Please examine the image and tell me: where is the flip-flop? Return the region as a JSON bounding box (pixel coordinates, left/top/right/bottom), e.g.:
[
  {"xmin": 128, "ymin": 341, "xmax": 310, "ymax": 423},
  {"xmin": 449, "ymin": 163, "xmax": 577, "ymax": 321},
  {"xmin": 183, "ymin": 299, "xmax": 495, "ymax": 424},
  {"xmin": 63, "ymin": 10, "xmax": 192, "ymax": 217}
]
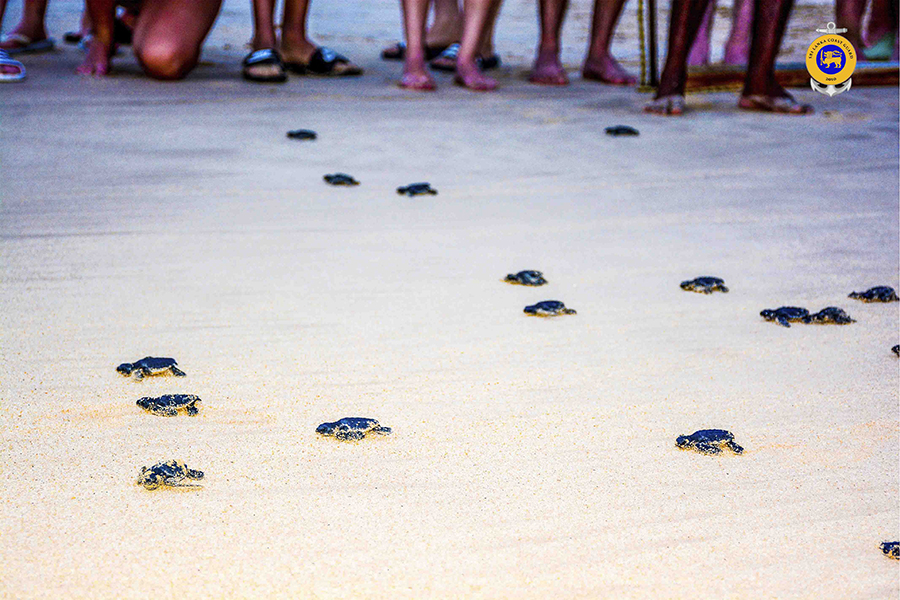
[
  {"xmin": 863, "ymin": 32, "xmax": 896, "ymax": 61},
  {"xmin": 431, "ymin": 44, "xmax": 500, "ymax": 72},
  {"xmin": 430, "ymin": 43, "xmax": 459, "ymax": 72},
  {"xmin": 0, "ymin": 33, "xmax": 55, "ymax": 55},
  {"xmin": 242, "ymin": 49, "xmax": 287, "ymax": 83},
  {"xmin": 644, "ymin": 95, "xmax": 685, "ymax": 115},
  {"xmin": 0, "ymin": 49, "xmax": 25, "ymax": 82},
  {"xmin": 738, "ymin": 94, "xmax": 813, "ymax": 115},
  {"xmin": 476, "ymin": 54, "xmax": 501, "ymax": 70},
  {"xmin": 284, "ymin": 47, "xmax": 363, "ymax": 76},
  {"xmin": 381, "ymin": 41, "xmax": 451, "ymax": 61}
]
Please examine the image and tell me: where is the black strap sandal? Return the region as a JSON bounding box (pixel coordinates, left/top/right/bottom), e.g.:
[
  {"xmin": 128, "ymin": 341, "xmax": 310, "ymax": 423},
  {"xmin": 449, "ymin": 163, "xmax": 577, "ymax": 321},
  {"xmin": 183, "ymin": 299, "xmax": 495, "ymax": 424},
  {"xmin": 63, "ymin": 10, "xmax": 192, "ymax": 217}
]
[
  {"xmin": 285, "ymin": 47, "xmax": 363, "ymax": 76},
  {"xmin": 242, "ymin": 49, "xmax": 287, "ymax": 83}
]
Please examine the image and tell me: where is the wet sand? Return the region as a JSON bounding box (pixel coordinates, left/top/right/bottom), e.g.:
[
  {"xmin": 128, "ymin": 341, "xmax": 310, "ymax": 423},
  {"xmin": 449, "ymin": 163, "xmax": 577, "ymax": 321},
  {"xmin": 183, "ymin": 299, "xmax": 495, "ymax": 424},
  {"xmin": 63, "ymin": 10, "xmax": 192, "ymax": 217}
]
[{"xmin": 1, "ymin": 0, "xmax": 899, "ymax": 598}]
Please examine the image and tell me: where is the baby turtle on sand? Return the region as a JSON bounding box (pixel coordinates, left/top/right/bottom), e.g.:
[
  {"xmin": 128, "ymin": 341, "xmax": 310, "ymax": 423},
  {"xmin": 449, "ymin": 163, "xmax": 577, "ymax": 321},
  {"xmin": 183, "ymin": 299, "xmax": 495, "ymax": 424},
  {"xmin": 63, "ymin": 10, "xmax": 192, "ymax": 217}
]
[
  {"xmin": 676, "ymin": 430, "xmax": 744, "ymax": 455},
  {"xmin": 137, "ymin": 460, "xmax": 204, "ymax": 490},
  {"xmin": 803, "ymin": 307, "xmax": 856, "ymax": 325},
  {"xmin": 760, "ymin": 307, "xmax": 809, "ymax": 328},
  {"xmin": 316, "ymin": 417, "xmax": 392, "ymax": 441},
  {"xmin": 680, "ymin": 276, "xmax": 729, "ymax": 294},
  {"xmin": 893, "ymin": 345, "xmax": 899, "ymax": 356},
  {"xmin": 848, "ymin": 286, "xmax": 899, "ymax": 302},
  {"xmin": 324, "ymin": 173, "xmax": 359, "ymax": 186},
  {"xmin": 397, "ymin": 183, "xmax": 437, "ymax": 196},
  {"xmin": 117, "ymin": 357, "xmax": 186, "ymax": 379},
  {"xmin": 605, "ymin": 125, "xmax": 639, "ymax": 136},
  {"xmin": 524, "ymin": 300, "xmax": 576, "ymax": 316},
  {"xmin": 286, "ymin": 129, "xmax": 317, "ymax": 140},
  {"xmin": 137, "ymin": 394, "xmax": 201, "ymax": 417},
  {"xmin": 881, "ymin": 541, "xmax": 900, "ymax": 559},
  {"xmin": 504, "ymin": 270, "xmax": 548, "ymax": 286}
]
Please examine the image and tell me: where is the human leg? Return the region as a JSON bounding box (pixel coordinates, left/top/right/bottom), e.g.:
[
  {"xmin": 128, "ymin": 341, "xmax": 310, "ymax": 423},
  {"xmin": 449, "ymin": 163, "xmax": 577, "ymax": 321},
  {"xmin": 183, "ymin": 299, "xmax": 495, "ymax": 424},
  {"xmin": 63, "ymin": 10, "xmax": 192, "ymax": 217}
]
[
  {"xmin": 686, "ymin": 0, "xmax": 714, "ymax": 66},
  {"xmin": 722, "ymin": 0, "xmax": 752, "ymax": 64},
  {"xmin": 242, "ymin": 0, "xmax": 285, "ymax": 81},
  {"xmin": 644, "ymin": 0, "xmax": 712, "ymax": 114},
  {"xmin": 738, "ymin": 0, "xmax": 811, "ymax": 113},
  {"xmin": 455, "ymin": 0, "xmax": 501, "ymax": 90},
  {"xmin": 834, "ymin": 0, "xmax": 865, "ymax": 51},
  {"xmin": 0, "ymin": 0, "xmax": 52, "ymax": 53},
  {"xmin": 582, "ymin": 0, "xmax": 637, "ymax": 84},
  {"xmin": 132, "ymin": 0, "xmax": 222, "ymax": 80},
  {"xmin": 400, "ymin": 0, "xmax": 436, "ymax": 89},
  {"xmin": 530, "ymin": 0, "xmax": 568, "ymax": 84}
]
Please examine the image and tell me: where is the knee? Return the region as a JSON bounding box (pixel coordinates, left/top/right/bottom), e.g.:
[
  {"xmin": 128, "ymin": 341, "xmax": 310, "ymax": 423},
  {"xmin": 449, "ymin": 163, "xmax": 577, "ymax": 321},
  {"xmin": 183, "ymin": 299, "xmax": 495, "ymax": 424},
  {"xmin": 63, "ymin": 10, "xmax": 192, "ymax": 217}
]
[{"xmin": 136, "ymin": 39, "xmax": 198, "ymax": 80}]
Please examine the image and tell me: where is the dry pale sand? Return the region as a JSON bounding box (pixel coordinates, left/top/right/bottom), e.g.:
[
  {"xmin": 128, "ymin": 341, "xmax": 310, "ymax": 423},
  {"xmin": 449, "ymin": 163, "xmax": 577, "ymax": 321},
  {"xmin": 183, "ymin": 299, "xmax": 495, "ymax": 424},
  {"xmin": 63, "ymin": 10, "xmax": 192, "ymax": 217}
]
[{"xmin": 1, "ymin": 0, "xmax": 899, "ymax": 598}]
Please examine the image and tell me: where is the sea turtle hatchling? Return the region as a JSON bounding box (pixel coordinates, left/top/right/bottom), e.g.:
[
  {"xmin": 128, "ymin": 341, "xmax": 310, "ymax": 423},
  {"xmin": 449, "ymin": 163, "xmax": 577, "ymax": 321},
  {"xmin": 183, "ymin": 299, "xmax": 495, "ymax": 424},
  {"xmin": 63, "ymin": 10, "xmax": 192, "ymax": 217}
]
[
  {"xmin": 137, "ymin": 460, "xmax": 204, "ymax": 490},
  {"xmin": 137, "ymin": 394, "xmax": 201, "ymax": 416},
  {"xmin": 881, "ymin": 541, "xmax": 900, "ymax": 559},
  {"xmin": 676, "ymin": 429, "xmax": 744, "ymax": 455},
  {"xmin": 760, "ymin": 306, "xmax": 809, "ymax": 328},
  {"xmin": 316, "ymin": 417, "xmax": 392, "ymax": 441},
  {"xmin": 397, "ymin": 183, "xmax": 437, "ymax": 196},
  {"xmin": 117, "ymin": 357, "xmax": 186, "ymax": 380},
  {"xmin": 504, "ymin": 270, "xmax": 548, "ymax": 286},
  {"xmin": 680, "ymin": 276, "xmax": 729, "ymax": 294},
  {"xmin": 803, "ymin": 307, "xmax": 856, "ymax": 325},
  {"xmin": 524, "ymin": 300, "xmax": 577, "ymax": 316},
  {"xmin": 848, "ymin": 286, "xmax": 899, "ymax": 302},
  {"xmin": 286, "ymin": 129, "xmax": 317, "ymax": 140},
  {"xmin": 323, "ymin": 173, "xmax": 359, "ymax": 186},
  {"xmin": 604, "ymin": 125, "xmax": 640, "ymax": 136},
  {"xmin": 893, "ymin": 345, "xmax": 899, "ymax": 356}
]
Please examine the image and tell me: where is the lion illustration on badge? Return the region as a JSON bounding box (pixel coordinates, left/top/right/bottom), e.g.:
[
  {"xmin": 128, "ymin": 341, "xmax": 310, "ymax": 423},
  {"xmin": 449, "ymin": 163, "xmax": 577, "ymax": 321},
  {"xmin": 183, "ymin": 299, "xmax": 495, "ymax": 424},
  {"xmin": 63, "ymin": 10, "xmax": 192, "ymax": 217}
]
[{"xmin": 807, "ymin": 23, "xmax": 856, "ymax": 97}]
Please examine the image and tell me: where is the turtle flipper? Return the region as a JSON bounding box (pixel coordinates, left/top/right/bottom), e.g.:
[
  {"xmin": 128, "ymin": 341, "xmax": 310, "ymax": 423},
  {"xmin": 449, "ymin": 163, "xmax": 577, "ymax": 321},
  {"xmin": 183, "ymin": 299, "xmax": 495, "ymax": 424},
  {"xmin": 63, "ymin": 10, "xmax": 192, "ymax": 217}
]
[
  {"xmin": 726, "ymin": 441, "xmax": 744, "ymax": 454},
  {"xmin": 132, "ymin": 369, "xmax": 145, "ymax": 380},
  {"xmin": 776, "ymin": 316, "xmax": 791, "ymax": 328},
  {"xmin": 373, "ymin": 426, "xmax": 392, "ymax": 435},
  {"xmin": 186, "ymin": 405, "xmax": 200, "ymax": 416},
  {"xmin": 152, "ymin": 406, "xmax": 178, "ymax": 417},
  {"xmin": 695, "ymin": 442, "xmax": 722, "ymax": 455},
  {"xmin": 718, "ymin": 285, "xmax": 729, "ymax": 293},
  {"xmin": 170, "ymin": 366, "xmax": 187, "ymax": 377}
]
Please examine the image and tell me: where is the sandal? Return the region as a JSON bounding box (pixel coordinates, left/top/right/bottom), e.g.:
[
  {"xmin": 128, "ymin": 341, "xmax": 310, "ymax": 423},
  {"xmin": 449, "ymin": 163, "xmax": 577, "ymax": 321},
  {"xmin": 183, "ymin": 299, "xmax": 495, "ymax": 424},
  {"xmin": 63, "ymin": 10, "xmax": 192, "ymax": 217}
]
[
  {"xmin": 381, "ymin": 41, "xmax": 451, "ymax": 61},
  {"xmin": 429, "ymin": 43, "xmax": 459, "ymax": 72},
  {"xmin": 0, "ymin": 49, "xmax": 26, "ymax": 82},
  {"xmin": 0, "ymin": 33, "xmax": 54, "ymax": 55},
  {"xmin": 284, "ymin": 47, "xmax": 363, "ymax": 76},
  {"xmin": 242, "ymin": 49, "xmax": 287, "ymax": 83},
  {"xmin": 738, "ymin": 94, "xmax": 813, "ymax": 114},
  {"xmin": 430, "ymin": 44, "xmax": 501, "ymax": 72}
]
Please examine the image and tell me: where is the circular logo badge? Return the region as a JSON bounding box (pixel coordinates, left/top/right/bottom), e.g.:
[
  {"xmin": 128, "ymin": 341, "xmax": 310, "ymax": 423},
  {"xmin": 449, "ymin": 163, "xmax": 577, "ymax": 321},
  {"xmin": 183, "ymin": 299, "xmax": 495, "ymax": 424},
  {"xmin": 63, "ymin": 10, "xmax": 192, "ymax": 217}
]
[{"xmin": 807, "ymin": 34, "xmax": 856, "ymax": 84}]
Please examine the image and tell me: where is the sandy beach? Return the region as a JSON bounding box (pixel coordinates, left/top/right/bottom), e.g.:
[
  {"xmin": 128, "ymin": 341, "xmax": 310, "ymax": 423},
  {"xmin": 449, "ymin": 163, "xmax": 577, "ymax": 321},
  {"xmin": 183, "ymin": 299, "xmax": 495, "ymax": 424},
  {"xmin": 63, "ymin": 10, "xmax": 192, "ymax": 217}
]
[{"xmin": 1, "ymin": 0, "xmax": 899, "ymax": 597}]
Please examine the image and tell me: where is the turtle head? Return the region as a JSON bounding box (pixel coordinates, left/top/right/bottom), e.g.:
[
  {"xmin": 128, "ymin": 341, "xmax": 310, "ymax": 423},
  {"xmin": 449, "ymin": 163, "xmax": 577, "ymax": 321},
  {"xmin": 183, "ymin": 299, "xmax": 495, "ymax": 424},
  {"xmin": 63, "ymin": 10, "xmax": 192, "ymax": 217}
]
[
  {"xmin": 117, "ymin": 363, "xmax": 134, "ymax": 375},
  {"xmin": 760, "ymin": 309, "xmax": 775, "ymax": 320},
  {"xmin": 675, "ymin": 435, "xmax": 691, "ymax": 449},
  {"xmin": 137, "ymin": 467, "xmax": 162, "ymax": 490},
  {"xmin": 316, "ymin": 421, "xmax": 337, "ymax": 436},
  {"xmin": 136, "ymin": 397, "xmax": 151, "ymax": 410}
]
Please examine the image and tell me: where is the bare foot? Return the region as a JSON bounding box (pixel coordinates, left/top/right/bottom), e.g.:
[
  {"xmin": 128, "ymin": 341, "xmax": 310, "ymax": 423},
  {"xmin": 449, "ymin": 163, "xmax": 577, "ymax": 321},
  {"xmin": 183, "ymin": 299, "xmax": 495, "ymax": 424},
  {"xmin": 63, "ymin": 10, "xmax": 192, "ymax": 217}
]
[
  {"xmin": 76, "ymin": 39, "xmax": 112, "ymax": 76},
  {"xmin": 644, "ymin": 94, "xmax": 685, "ymax": 115},
  {"xmin": 529, "ymin": 49, "xmax": 568, "ymax": 85},
  {"xmin": 738, "ymin": 93, "xmax": 813, "ymax": 114},
  {"xmin": 581, "ymin": 55, "xmax": 636, "ymax": 85},
  {"xmin": 399, "ymin": 68, "xmax": 436, "ymax": 91},
  {"xmin": 454, "ymin": 60, "xmax": 496, "ymax": 91}
]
